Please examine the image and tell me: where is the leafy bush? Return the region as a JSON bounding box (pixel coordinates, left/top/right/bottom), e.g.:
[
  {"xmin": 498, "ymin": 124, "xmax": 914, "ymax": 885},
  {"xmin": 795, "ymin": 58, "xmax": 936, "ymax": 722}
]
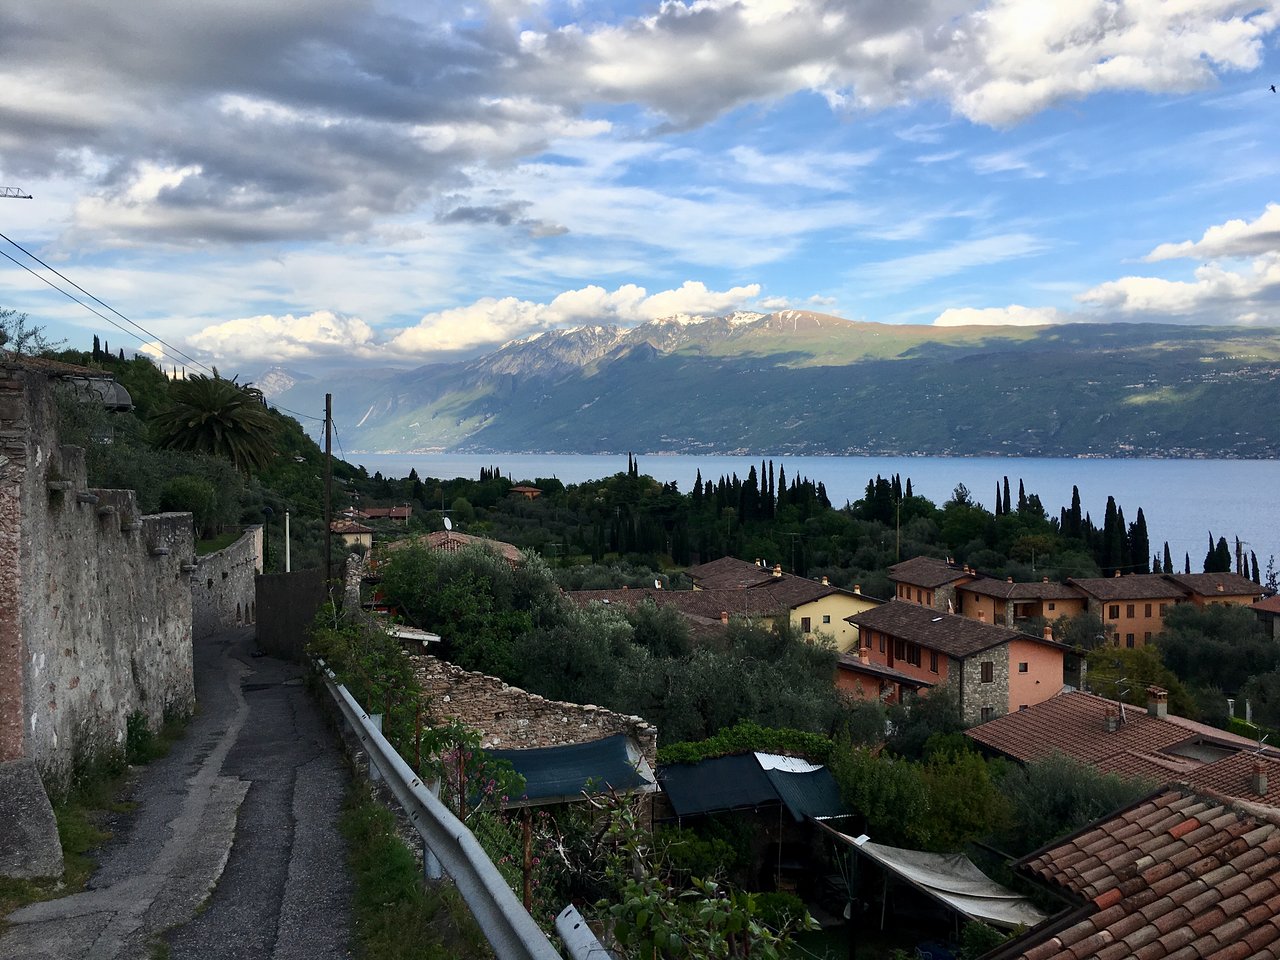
[{"xmin": 657, "ymin": 721, "xmax": 833, "ymax": 766}]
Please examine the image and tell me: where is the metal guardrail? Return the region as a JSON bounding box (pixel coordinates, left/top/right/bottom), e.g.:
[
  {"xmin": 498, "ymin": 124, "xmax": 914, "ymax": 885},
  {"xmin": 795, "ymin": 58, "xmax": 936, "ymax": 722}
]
[{"xmin": 318, "ymin": 663, "xmax": 564, "ymax": 960}]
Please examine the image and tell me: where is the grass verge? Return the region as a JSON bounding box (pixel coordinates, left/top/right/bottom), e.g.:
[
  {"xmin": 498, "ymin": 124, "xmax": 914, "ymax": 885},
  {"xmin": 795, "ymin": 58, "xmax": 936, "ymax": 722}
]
[
  {"xmin": 0, "ymin": 709, "xmax": 191, "ymax": 921},
  {"xmin": 339, "ymin": 785, "xmax": 491, "ymax": 960}
]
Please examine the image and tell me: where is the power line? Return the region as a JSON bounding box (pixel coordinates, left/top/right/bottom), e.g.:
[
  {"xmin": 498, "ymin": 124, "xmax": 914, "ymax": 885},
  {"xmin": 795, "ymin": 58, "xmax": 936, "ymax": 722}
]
[
  {"xmin": 0, "ymin": 247, "xmax": 202, "ymax": 373},
  {"xmin": 0, "ymin": 230, "xmax": 217, "ymax": 376}
]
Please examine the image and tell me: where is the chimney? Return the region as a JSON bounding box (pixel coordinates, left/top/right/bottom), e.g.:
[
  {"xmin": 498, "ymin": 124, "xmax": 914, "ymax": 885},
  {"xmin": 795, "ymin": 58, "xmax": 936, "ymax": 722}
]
[
  {"xmin": 1147, "ymin": 686, "xmax": 1168, "ymax": 719},
  {"xmin": 1007, "ymin": 576, "xmax": 1014, "ymax": 584},
  {"xmin": 1042, "ymin": 576, "xmax": 1049, "ymax": 583},
  {"xmin": 720, "ymin": 610, "xmax": 729, "ymax": 624},
  {"xmin": 1104, "ymin": 707, "xmax": 1119, "ymax": 733},
  {"xmin": 755, "ymin": 558, "xmax": 762, "ymax": 567},
  {"xmin": 853, "ymin": 584, "xmax": 862, "ymax": 595},
  {"xmin": 773, "ymin": 564, "xmax": 783, "ymax": 578},
  {"xmin": 858, "ymin": 645, "xmax": 870, "ymax": 664},
  {"xmin": 1043, "ymin": 624, "xmax": 1054, "ymax": 643},
  {"xmin": 821, "ymin": 576, "xmax": 829, "ymax": 586},
  {"xmin": 1253, "ymin": 760, "xmax": 1269, "ymax": 797},
  {"xmin": 1113, "ymin": 570, "xmax": 1121, "ymax": 577},
  {"xmin": 1218, "ymin": 583, "xmax": 1225, "ymax": 593}
]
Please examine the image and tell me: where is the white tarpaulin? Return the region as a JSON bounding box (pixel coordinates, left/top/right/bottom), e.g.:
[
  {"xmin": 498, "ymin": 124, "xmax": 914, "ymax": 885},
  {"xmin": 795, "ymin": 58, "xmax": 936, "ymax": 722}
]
[{"xmin": 822, "ymin": 826, "xmax": 1047, "ymax": 930}]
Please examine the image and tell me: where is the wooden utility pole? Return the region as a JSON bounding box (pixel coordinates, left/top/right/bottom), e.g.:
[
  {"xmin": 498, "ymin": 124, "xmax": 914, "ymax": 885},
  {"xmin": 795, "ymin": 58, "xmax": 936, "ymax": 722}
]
[{"xmin": 324, "ymin": 393, "xmax": 333, "ymax": 585}]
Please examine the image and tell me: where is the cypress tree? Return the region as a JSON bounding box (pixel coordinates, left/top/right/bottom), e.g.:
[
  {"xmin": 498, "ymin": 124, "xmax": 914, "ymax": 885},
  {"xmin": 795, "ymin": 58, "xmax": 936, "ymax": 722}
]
[
  {"xmin": 1017, "ymin": 479, "xmax": 1028, "ymax": 514},
  {"xmin": 995, "ymin": 482, "xmax": 1003, "ymax": 516},
  {"xmin": 905, "ymin": 478, "xmax": 913, "ymax": 498},
  {"xmin": 1069, "ymin": 486, "xmax": 1083, "ymax": 539},
  {"xmin": 776, "ymin": 465, "xmax": 787, "ymax": 508},
  {"xmin": 1102, "ymin": 497, "xmax": 1119, "ymax": 574},
  {"xmin": 1185, "ymin": 552, "xmax": 1191, "ymax": 574},
  {"xmin": 1129, "ymin": 508, "xmax": 1150, "ymax": 575},
  {"xmin": 1214, "ymin": 536, "xmax": 1232, "ymax": 573},
  {"xmin": 92, "ymin": 334, "xmax": 101, "ymax": 358},
  {"xmin": 1002, "ymin": 476, "xmax": 1012, "ymax": 516},
  {"xmin": 1252, "ymin": 551, "xmax": 1261, "ymax": 584}
]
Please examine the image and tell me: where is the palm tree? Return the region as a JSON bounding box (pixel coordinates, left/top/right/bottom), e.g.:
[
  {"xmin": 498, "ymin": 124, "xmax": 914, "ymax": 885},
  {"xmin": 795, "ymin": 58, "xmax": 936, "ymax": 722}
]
[{"xmin": 152, "ymin": 373, "xmax": 278, "ymax": 473}]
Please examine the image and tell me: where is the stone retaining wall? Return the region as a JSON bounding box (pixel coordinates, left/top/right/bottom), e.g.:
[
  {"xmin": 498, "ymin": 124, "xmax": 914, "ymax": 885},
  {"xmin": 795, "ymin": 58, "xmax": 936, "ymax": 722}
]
[
  {"xmin": 192, "ymin": 526, "xmax": 262, "ymax": 638},
  {"xmin": 407, "ymin": 653, "xmax": 658, "ymax": 768}
]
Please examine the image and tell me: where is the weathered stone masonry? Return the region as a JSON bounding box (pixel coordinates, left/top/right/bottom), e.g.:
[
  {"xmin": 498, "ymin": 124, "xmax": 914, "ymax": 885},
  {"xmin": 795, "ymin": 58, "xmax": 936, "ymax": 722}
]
[
  {"xmin": 0, "ymin": 363, "xmax": 195, "ymax": 791},
  {"xmin": 408, "ymin": 653, "xmax": 658, "ymax": 770},
  {"xmin": 192, "ymin": 525, "xmax": 262, "ymax": 639}
]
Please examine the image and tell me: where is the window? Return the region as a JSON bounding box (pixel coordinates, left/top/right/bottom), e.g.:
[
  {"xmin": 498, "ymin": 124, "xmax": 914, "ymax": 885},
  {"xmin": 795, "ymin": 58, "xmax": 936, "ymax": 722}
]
[
  {"xmin": 1019, "ymin": 704, "xmax": 1028, "ymax": 711},
  {"xmin": 1160, "ymin": 603, "xmax": 1168, "ymax": 615},
  {"xmin": 1145, "ymin": 603, "xmax": 1152, "ymax": 617},
  {"xmin": 1126, "ymin": 604, "xmax": 1135, "ymax": 618},
  {"xmin": 980, "ymin": 661, "xmax": 994, "ymax": 683},
  {"xmin": 894, "ymin": 639, "xmax": 906, "ymax": 660},
  {"xmin": 822, "ymin": 614, "xmax": 831, "ymax": 624},
  {"xmin": 916, "ymin": 588, "xmax": 923, "ymax": 603},
  {"xmin": 1018, "ymin": 662, "xmax": 1028, "ymax": 673},
  {"xmin": 906, "ymin": 643, "xmax": 922, "ymax": 667},
  {"xmin": 1126, "ymin": 634, "xmax": 1135, "ymax": 648},
  {"xmin": 1048, "ymin": 602, "xmax": 1056, "ymax": 612},
  {"xmin": 801, "ymin": 617, "xmax": 812, "ymax": 633},
  {"xmin": 930, "ymin": 652, "xmax": 938, "ymax": 673},
  {"xmin": 980, "ymin": 706, "xmax": 995, "ymax": 722},
  {"xmin": 1144, "ymin": 632, "xmax": 1152, "ymax": 641},
  {"xmin": 1109, "ymin": 604, "xmax": 1120, "ymax": 619},
  {"xmin": 879, "ymin": 633, "xmax": 885, "ymax": 654}
]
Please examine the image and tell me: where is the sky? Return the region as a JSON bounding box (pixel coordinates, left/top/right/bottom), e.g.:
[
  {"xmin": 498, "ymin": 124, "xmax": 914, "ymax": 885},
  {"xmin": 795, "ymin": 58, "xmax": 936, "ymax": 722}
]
[{"xmin": 3, "ymin": 0, "xmax": 1280, "ymax": 377}]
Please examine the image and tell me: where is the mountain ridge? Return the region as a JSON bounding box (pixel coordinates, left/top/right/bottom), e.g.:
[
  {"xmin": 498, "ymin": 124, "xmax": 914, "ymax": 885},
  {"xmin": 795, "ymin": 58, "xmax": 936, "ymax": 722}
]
[{"xmin": 268, "ymin": 313, "xmax": 1280, "ymax": 458}]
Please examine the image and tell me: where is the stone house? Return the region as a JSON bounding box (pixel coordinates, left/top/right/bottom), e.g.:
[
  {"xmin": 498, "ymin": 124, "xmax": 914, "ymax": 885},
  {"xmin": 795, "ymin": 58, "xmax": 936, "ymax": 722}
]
[{"xmin": 846, "ymin": 601, "xmax": 1067, "ymax": 724}]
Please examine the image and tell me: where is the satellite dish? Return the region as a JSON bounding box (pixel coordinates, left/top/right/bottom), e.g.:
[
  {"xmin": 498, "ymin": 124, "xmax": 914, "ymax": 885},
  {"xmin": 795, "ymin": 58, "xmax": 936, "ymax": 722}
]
[{"xmin": 443, "ymin": 517, "xmax": 453, "ymax": 531}]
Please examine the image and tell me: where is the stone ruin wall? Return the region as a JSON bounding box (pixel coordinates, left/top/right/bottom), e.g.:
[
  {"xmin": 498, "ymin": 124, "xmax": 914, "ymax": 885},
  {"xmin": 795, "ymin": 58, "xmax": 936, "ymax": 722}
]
[
  {"xmin": 0, "ymin": 364, "xmax": 195, "ymax": 791},
  {"xmin": 407, "ymin": 653, "xmax": 658, "ymax": 770},
  {"xmin": 191, "ymin": 525, "xmax": 262, "ymax": 638}
]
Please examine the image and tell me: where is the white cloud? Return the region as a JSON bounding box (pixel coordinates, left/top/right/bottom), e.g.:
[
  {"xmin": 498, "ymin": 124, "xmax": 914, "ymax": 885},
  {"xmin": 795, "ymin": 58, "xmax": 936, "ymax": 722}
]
[
  {"xmin": 1078, "ymin": 254, "xmax": 1280, "ymax": 322},
  {"xmin": 387, "ymin": 281, "xmax": 763, "ymax": 354},
  {"xmin": 1145, "ymin": 203, "xmax": 1280, "ymax": 261},
  {"xmin": 859, "ymin": 233, "xmax": 1049, "ymax": 291},
  {"xmin": 187, "ymin": 310, "xmax": 380, "ymax": 363},
  {"xmin": 933, "ymin": 304, "xmax": 1063, "ymax": 326}
]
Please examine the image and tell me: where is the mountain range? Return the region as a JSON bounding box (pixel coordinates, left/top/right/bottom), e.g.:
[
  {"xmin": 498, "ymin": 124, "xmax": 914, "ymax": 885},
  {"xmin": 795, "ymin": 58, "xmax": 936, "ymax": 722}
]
[{"xmin": 262, "ymin": 311, "xmax": 1280, "ymax": 458}]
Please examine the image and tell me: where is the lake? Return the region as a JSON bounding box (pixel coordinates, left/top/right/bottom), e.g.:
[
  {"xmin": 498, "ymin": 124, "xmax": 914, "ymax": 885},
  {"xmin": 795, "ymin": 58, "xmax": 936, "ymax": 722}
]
[{"xmin": 354, "ymin": 453, "xmax": 1280, "ymax": 570}]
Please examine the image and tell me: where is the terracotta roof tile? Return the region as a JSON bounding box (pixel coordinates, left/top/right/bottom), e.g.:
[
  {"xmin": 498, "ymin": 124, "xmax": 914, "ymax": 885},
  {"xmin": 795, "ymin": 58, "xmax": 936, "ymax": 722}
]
[
  {"xmin": 1008, "ymin": 788, "xmax": 1280, "ymax": 960},
  {"xmin": 1068, "ymin": 574, "xmax": 1186, "ymax": 601},
  {"xmin": 848, "ymin": 600, "xmax": 1048, "ymax": 658},
  {"xmin": 887, "ymin": 555, "xmax": 972, "ymax": 589},
  {"xmin": 1165, "ymin": 573, "xmax": 1263, "ymax": 598}
]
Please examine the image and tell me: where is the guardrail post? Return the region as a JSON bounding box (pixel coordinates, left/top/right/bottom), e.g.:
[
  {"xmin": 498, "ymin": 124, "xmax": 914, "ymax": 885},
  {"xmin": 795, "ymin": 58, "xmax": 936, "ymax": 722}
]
[
  {"xmin": 556, "ymin": 904, "xmax": 612, "ymax": 960},
  {"xmin": 424, "ymin": 778, "xmax": 443, "ymax": 881},
  {"xmin": 368, "ymin": 713, "xmax": 383, "ymax": 782}
]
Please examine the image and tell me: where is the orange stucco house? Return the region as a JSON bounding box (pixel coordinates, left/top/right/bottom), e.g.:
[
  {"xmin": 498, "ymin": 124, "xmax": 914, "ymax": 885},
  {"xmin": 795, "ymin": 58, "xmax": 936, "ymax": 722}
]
[{"xmin": 846, "ymin": 601, "xmax": 1067, "ymax": 724}]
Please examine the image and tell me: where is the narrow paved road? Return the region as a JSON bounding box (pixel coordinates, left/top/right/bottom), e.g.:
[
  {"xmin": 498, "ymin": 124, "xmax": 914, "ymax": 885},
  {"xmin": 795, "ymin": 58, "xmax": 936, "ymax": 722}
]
[{"xmin": 0, "ymin": 626, "xmax": 353, "ymax": 960}]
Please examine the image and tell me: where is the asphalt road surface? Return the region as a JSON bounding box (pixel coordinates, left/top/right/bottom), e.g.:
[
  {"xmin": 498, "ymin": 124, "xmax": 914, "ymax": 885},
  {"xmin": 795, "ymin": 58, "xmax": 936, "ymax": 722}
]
[{"xmin": 0, "ymin": 626, "xmax": 353, "ymax": 960}]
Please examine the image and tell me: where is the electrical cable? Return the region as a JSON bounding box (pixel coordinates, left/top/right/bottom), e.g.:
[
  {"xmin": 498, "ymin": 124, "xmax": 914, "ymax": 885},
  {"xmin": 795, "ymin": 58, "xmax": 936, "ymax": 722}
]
[
  {"xmin": 0, "ymin": 248, "xmax": 202, "ymax": 373},
  {"xmin": 0, "ymin": 230, "xmax": 216, "ymax": 375}
]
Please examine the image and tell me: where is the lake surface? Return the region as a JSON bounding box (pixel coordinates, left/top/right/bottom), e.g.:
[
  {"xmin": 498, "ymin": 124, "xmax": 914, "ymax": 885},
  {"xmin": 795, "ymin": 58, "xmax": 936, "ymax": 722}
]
[{"xmin": 356, "ymin": 453, "xmax": 1280, "ymax": 569}]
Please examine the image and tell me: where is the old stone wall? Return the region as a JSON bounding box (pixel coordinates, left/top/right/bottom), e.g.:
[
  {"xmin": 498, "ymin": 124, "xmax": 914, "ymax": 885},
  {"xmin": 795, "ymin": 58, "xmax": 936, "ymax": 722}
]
[
  {"xmin": 407, "ymin": 654, "xmax": 658, "ymax": 769},
  {"xmin": 0, "ymin": 365, "xmax": 195, "ymax": 792},
  {"xmin": 191, "ymin": 526, "xmax": 263, "ymax": 638},
  {"xmin": 949, "ymin": 644, "xmax": 1011, "ymax": 726}
]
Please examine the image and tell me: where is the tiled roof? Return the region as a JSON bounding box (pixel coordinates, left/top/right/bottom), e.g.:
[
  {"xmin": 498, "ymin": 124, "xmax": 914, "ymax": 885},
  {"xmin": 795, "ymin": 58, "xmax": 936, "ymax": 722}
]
[
  {"xmin": 1166, "ymin": 572, "xmax": 1264, "ymax": 598},
  {"xmin": 330, "ymin": 520, "xmax": 374, "ymax": 534},
  {"xmin": 966, "ymin": 691, "xmax": 1256, "ymax": 781},
  {"xmin": 959, "ymin": 578, "xmax": 1086, "ymax": 601},
  {"xmin": 847, "ymin": 600, "xmax": 1036, "ymax": 658},
  {"xmin": 1183, "ymin": 752, "xmax": 1280, "ymax": 808},
  {"xmin": 1254, "ymin": 595, "xmax": 1280, "ymax": 615},
  {"xmin": 1067, "ymin": 574, "xmax": 1185, "ymax": 602},
  {"xmin": 687, "ymin": 556, "xmax": 776, "ymax": 589},
  {"xmin": 570, "ymin": 585, "xmax": 813, "ymax": 621},
  {"xmin": 1, "ymin": 352, "xmax": 107, "ymax": 376},
  {"xmin": 1002, "ymin": 787, "xmax": 1280, "ymax": 960},
  {"xmin": 381, "ymin": 531, "xmax": 523, "ymax": 563},
  {"xmin": 887, "ymin": 556, "xmax": 972, "ymax": 589},
  {"xmin": 836, "ymin": 655, "xmax": 933, "ymax": 689}
]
